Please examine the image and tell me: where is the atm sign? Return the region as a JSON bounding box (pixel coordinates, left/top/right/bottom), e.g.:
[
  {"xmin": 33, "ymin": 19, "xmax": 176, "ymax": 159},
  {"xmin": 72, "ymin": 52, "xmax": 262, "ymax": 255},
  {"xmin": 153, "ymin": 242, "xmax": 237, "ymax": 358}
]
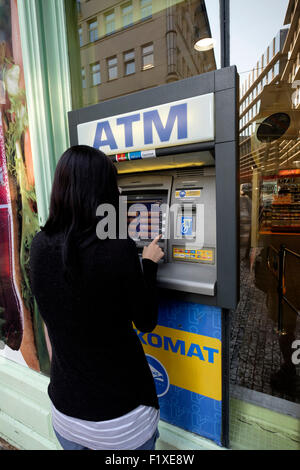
[{"xmin": 77, "ymin": 94, "xmax": 215, "ymax": 155}]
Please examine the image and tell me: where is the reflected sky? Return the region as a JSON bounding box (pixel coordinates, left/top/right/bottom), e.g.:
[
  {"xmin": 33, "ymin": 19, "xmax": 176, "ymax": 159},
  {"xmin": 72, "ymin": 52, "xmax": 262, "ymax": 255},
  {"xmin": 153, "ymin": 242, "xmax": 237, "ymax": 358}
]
[{"xmin": 206, "ymin": 0, "xmax": 289, "ymax": 75}]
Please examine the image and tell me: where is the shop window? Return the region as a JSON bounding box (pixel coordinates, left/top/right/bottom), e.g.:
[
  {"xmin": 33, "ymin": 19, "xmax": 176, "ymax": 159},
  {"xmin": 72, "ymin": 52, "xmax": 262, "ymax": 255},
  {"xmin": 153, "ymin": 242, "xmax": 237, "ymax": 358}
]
[
  {"xmin": 90, "ymin": 62, "xmax": 101, "ymax": 86},
  {"xmin": 124, "ymin": 50, "xmax": 135, "ymax": 75},
  {"xmin": 142, "ymin": 43, "xmax": 154, "ymax": 70},
  {"xmin": 122, "ymin": 2, "xmax": 133, "ymax": 28},
  {"xmin": 88, "ymin": 19, "xmax": 98, "ymax": 43},
  {"xmin": 107, "ymin": 56, "xmax": 118, "ymax": 80},
  {"xmin": 140, "ymin": 0, "xmax": 152, "ymax": 20},
  {"xmin": 105, "ymin": 10, "xmax": 115, "ymax": 35}
]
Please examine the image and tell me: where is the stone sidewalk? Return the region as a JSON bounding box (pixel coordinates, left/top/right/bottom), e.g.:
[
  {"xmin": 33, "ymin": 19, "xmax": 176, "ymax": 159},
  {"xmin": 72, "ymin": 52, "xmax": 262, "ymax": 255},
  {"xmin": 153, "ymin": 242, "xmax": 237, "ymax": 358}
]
[{"xmin": 230, "ymin": 259, "xmax": 300, "ymax": 403}]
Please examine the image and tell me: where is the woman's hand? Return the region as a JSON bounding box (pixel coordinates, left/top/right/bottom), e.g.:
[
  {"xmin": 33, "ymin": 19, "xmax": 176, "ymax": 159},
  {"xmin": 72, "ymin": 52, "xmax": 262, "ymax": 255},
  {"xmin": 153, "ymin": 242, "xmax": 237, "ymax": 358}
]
[{"xmin": 142, "ymin": 235, "xmax": 164, "ymax": 263}]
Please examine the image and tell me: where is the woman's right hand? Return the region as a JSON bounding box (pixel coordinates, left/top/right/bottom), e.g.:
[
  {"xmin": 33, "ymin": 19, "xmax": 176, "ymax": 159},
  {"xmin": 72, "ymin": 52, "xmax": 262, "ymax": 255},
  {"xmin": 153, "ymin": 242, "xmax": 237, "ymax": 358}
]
[{"xmin": 142, "ymin": 235, "xmax": 164, "ymax": 263}]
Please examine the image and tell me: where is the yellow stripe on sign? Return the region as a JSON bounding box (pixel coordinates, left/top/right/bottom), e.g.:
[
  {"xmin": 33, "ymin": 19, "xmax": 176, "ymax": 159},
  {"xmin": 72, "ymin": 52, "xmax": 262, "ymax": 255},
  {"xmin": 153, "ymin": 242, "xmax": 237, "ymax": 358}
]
[{"xmin": 139, "ymin": 324, "xmax": 222, "ymax": 401}]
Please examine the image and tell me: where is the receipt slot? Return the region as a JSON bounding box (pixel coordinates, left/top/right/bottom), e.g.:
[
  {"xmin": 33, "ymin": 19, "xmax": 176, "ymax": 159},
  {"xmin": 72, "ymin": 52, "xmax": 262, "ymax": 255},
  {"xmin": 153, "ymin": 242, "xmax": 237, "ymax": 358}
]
[{"xmin": 69, "ymin": 67, "xmax": 239, "ymax": 447}]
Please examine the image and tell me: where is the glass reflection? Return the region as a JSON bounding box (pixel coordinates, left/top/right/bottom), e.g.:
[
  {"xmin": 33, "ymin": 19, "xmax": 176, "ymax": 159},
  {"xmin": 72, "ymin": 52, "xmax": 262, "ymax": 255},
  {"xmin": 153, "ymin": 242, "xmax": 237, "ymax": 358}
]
[
  {"xmin": 65, "ymin": 0, "xmax": 217, "ymax": 108},
  {"xmin": 234, "ymin": 1, "xmax": 300, "ymax": 404}
]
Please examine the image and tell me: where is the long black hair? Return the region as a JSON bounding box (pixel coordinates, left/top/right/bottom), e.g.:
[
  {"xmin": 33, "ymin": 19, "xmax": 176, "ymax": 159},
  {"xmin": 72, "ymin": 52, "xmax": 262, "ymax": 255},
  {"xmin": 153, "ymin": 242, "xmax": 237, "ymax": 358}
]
[{"xmin": 42, "ymin": 145, "xmax": 119, "ymax": 279}]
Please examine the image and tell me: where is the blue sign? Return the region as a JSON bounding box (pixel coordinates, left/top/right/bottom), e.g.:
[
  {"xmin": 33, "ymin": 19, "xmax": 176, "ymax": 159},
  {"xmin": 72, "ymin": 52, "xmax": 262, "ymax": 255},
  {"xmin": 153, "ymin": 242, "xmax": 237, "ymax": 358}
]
[
  {"xmin": 142, "ymin": 300, "xmax": 222, "ymax": 446},
  {"xmin": 77, "ymin": 94, "xmax": 215, "ymax": 156}
]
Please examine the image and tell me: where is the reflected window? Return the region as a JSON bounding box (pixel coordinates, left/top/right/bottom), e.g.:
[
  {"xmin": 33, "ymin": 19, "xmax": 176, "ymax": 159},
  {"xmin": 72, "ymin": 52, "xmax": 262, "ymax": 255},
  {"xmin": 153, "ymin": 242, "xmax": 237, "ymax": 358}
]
[
  {"xmin": 122, "ymin": 2, "xmax": 133, "ymax": 28},
  {"xmin": 105, "ymin": 11, "xmax": 115, "ymax": 35},
  {"xmin": 78, "ymin": 26, "xmax": 83, "ymax": 47},
  {"xmin": 274, "ymin": 30, "xmax": 281, "ymax": 55},
  {"xmin": 140, "ymin": 0, "xmax": 152, "ymax": 20},
  {"xmin": 124, "ymin": 50, "xmax": 135, "ymax": 75},
  {"xmin": 107, "ymin": 56, "xmax": 118, "ymax": 80},
  {"xmin": 268, "ymin": 69, "xmax": 273, "ymax": 83},
  {"xmin": 88, "ymin": 19, "xmax": 98, "ymax": 43},
  {"xmin": 265, "ymin": 46, "xmax": 269, "ymax": 65},
  {"xmin": 90, "ymin": 62, "xmax": 101, "ymax": 86},
  {"xmin": 81, "ymin": 67, "xmax": 86, "ymax": 89},
  {"xmin": 257, "ymin": 81, "xmax": 261, "ymax": 93},
  {"xmin": 142, "ymin": 43, "xmax": 154, "ymax": 70}
]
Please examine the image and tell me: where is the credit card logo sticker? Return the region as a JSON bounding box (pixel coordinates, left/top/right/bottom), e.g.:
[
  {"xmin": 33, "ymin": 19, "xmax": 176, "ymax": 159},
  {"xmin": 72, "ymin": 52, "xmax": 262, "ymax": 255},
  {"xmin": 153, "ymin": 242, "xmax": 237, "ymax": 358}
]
[{"xmin": 146, "ymin": 354, "xmax": 169, "ymax": 397}]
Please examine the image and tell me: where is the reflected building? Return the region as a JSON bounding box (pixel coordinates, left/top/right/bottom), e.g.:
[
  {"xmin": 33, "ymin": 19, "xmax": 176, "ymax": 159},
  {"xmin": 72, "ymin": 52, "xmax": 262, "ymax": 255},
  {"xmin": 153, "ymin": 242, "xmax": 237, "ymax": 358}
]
[
  {"xmin": 76, "ymin": 0, "xmax": 216, "ymax": 106},
  {"xmin": 234, "ymin": 0, "xmax": 300, "ymax": 402}
]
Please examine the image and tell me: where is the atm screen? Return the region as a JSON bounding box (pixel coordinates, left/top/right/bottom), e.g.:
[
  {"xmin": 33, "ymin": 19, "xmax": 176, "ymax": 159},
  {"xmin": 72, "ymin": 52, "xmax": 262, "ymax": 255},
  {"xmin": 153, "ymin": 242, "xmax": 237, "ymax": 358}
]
[
  {"xmin": 123, "ymin": 191, "xmax": 167, "ymax": 241},
  {"xmin": 127, "ymin": 199, "xmax": 164, "ymax": 240}
]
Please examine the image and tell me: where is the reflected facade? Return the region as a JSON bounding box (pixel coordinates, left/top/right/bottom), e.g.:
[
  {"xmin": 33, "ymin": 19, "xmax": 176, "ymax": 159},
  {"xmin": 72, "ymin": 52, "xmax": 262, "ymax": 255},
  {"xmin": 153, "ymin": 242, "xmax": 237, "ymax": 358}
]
[
  {"xmin": 67, "ymin": 0, "xmax": 216, "ymax": 107},
  {"xmin": 231, "ymin": 0, "xmax": 300, "ymax": 404}
]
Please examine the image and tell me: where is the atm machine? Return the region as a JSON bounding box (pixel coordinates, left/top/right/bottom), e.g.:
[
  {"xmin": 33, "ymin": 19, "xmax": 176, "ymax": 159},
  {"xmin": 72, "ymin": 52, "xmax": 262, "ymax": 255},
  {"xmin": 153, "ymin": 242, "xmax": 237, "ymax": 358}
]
[{"xmin": 68, "ymin": 66, "xmax": 239, "ymax": 448}]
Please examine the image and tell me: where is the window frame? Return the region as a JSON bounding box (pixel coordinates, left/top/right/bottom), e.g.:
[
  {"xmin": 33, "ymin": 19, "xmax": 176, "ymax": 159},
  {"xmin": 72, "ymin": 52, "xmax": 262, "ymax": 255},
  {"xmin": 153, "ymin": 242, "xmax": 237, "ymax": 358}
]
[
  {"xmin": 107, "ymin": 56, "xmax": 118, "ymax": 80},
  {"xmin": 140, "ymin": 0, "xmax": 152, "ymax": 20},
  {"xmin": 105, "ymin": 10, "xmax": 116, "ymax": 36},
  {"xmin": 88, "ymin": 18, "xmax": 98, "ymax": 43},
  {"xmin": 141, "ymin": 42, "xmax": 154, "ymax": 70},
  {"xmin": 124, "ymin": 49, "xmax": 135, "ymax": 76},
  {"xmin": 90, "ymin": 61, "xmax": 101, "ymax": 87},
  {"xmin": 122, "ymin": 2, "xmax": 133, "ymax": 29}
]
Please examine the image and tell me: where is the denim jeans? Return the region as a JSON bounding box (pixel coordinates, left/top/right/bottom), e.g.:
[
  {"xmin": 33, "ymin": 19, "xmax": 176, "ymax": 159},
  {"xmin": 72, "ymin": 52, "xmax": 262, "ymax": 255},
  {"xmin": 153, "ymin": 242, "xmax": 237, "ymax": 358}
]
[{"xmin": 54, "ymin": 427, "xmax": 160, "ymax": 451}]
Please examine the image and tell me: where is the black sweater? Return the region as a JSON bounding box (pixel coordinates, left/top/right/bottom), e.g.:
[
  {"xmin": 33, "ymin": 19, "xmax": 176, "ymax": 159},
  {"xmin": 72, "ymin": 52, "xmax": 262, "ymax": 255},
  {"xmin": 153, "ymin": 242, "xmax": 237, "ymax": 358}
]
[{"xmin": 29, "ymin": 231, "xmax": 159, "ymax": 421}]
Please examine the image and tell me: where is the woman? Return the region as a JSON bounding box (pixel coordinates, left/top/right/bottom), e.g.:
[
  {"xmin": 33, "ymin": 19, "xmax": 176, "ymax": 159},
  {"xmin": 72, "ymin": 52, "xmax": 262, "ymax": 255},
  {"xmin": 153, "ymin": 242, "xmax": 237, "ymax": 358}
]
[{"xmin": 29, "ymin": 145, "xmax": 164, "ymax": 450}]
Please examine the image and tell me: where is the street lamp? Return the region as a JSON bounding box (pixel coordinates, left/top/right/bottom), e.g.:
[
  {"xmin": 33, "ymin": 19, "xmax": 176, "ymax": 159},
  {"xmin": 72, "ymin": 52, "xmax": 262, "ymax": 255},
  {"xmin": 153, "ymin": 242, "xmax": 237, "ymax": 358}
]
[
  {"xmin": 194, "ymin": 36, "xmax": 216, "ymax": 52},
  {"xmin": 193, "ymin": 2, "xmax": 215, "ymax": 52},
  {"xmin": 193, "ymin": 0, "xmax": 230, "ymax": 69}
]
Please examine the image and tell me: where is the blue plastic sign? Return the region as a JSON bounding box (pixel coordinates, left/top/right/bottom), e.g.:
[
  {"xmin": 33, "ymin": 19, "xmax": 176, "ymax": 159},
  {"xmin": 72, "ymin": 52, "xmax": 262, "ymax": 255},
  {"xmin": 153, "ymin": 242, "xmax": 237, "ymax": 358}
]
[{"xmin": 136, "ymin": 299, "xmax": 222, "ymax": 446}]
